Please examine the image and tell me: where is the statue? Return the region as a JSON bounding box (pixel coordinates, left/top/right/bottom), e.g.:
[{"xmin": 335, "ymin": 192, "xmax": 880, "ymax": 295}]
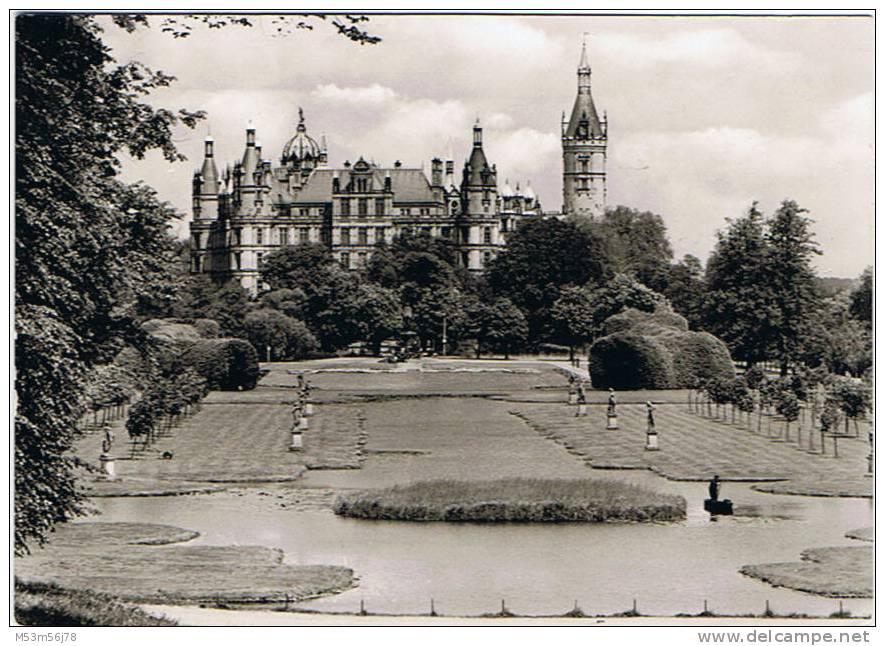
[
  {"xmin": 646, "ymin": 401, "xmax": 656, "ymax": 431},
  {"xmin": 708, "ymin": 474, "xmax": 720, "ymax": 501},
  {"xmin": 606, "ymin": 388, "xmax": 618, "ymax": 430},
  {"xmin": 101, "ymin": 427, "xmax": 114, "ymax": 454},
  {"xmin": 575, "ymin": 381, "xmax": 588, "ymax": 417}
]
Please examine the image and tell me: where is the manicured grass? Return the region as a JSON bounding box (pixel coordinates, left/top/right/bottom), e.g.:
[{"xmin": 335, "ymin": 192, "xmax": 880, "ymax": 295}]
[
  {"xmin": 16, "ymin": 522, "xmax": 355, "ymax": 606},
  {"xmin": 14, "ymin": 580, "xmax": 177, "ymax": 626},
  {"xmin": 740, "ymin": 546, "xmax": 872, "ymax": 598},
  {"xmin": 333, "ymin": 477, "xmax": 686, "ymax": 522},
  {"xmin": 511, "ymin": 402, "xmax": 872, "ymax": 496}
]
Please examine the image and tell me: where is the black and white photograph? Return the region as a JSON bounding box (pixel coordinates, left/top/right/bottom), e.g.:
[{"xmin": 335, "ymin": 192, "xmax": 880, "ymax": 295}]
[{"xmin": 10, "ymin": 4, "xmax": 876, "ymax": 637}]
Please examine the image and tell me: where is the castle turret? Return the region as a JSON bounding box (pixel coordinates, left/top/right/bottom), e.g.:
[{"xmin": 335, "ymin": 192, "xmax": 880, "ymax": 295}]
[
  {"xmin": 458, "ymin": 120, "xmax": 500, "ymax": 271},
  {"xmin": 239, "ymin": 124, "xmax": 260, "ymax": 212},
  {"xmin": 195, "ymin": 136, "xmax": 220, "ymax": 220},
  {"xmin": 562, "ymin": 39, "xmax": 607, "ymax": 219}
]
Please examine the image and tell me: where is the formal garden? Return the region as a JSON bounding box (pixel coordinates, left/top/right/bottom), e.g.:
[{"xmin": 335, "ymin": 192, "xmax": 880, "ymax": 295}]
[{"xmin": 14, "ymin": 13, "xmax": 873, "ymax": 626}]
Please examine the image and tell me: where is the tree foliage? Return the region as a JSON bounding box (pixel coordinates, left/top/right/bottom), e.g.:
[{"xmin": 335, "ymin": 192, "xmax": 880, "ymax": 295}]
[{"xmin": 486, "ymin": 217, "xmax": 610, "ymax": 341}]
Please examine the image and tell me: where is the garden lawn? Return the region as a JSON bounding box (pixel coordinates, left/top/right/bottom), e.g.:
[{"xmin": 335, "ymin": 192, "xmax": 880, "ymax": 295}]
[
  {"xmin": 740, "ymin": 547, "xmax": 872, "ymax": 598},
  {"xmin": 509, "ymin": 401, "xmax": 872, "ymax": 496},
  {"xmin": 15, "ymin": 522, "xmax": 355, "ymax": 606},
  {"xmin": 334, "ymin": 477, "xmax": 686, "ymax": 522}
]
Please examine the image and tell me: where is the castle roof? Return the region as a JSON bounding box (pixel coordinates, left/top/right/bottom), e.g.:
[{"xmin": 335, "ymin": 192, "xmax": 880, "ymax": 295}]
[
  {"xmin": 290, "ymin": 166, "xmax": 438, "ymax": 205},
  {"xmin": 282, "ymin": 108, "xmax": 322, "ymax": 162},
  {"xmin": 565, "ymin": 43, "xmax": 604, "ymax": 139}
]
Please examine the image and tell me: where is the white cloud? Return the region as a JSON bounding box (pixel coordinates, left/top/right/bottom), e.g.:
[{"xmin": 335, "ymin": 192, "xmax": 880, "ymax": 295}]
[
  {"xmin": 311, "ymin": 83, "xmax": 398, "ymax": 106},
  {"xmin": 595, "ymin": 28, "xmax": 800, "ymax": 70}
]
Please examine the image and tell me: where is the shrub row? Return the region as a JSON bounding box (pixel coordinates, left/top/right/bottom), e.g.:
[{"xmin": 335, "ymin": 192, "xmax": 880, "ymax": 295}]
[{"xmin": 181, "ymin": 338, "xmax": 260, "ymax": 391}]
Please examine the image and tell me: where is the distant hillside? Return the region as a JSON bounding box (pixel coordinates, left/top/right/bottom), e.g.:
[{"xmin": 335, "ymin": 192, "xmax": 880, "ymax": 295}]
[{"xmin": 816, "ymin": 276, "xmax": 859, "ymax": 298}]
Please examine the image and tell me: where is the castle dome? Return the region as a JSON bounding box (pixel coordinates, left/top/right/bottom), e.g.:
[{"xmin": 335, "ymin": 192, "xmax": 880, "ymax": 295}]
[
  {"xmin": 501, "ymin": 178, "xmax": 515, "ymax": 198},
  {"xmin": 282, "ymin": 108, "xmax": 321, "ymax": 163}
]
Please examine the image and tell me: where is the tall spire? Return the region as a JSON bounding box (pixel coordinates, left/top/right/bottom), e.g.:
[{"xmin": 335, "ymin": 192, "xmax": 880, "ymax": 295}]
[{"xmin": 579, "ymin": 32, "xmax": 590, "ymax": 70}]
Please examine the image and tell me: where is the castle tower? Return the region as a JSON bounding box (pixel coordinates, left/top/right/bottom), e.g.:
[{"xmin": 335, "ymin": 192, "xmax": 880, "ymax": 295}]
[
  {"xmin": 562, "ymin": 39, "xmax": 607, "ymax": 219},
  {"xmin": 458, "ymin": 120, "xmax": 500, "ymax": 271}
]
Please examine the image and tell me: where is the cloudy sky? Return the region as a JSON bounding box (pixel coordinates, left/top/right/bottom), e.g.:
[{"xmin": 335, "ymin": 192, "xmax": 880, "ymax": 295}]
[{"xmin": 103, "ymin": 13, "xmax": 873, "ymax": 277}]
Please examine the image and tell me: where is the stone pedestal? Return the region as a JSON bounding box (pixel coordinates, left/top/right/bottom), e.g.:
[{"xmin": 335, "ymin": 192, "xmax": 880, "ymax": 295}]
[
  {"xmin": 99, "ymin": 453, "xmax": 117, "ymax": 480},
  {"xmin": 299, "ymin": 417, "xmax": 309, "ymax": 431},
  {"xmin": 606, "ymin": 415, "xmax": 618, "ymax": 430},
  {"xmin": 289, "ymin": 430, "xmax": 303, "ymax": 451},
  {"xmin": 645, "ymin": 431, "xmax": 659, "ymax": 451},
  {"xmin": 575, "ymin": 403, "xmax": 587, "ymax": 417},
  {"xmin": 304, "ymin": 403, "xmax": 314, "ymax": 416},
  {"xmin": 568, "ymin": 393, "xmax": 578, "ymax": 405}
]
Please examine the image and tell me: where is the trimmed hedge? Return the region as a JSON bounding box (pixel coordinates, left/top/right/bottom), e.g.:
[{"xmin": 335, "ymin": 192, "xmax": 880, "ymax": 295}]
[
  {"xmin": 651, "ymin": 328, "xmax": 735, "ymax": 388},
  {"xmin": 590, "ymin": 332, "xmax": 676, "ymax": 389},
  {"xmin": 181, "ymin": 338, "xmax": 260, "ymax": 391},
  {"xmin": 602, "ymin": 307, "xmax": 689, "ymax": 336},
  {"xmin": 591, "ymin": 313, "xmax": 734, "ymax": 390}
]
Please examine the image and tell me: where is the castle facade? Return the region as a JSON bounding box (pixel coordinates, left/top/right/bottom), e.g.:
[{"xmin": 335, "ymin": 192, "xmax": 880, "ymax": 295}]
[{"xmin": 189, "ymin": 44, "xmax": 605, "ymax": 294}]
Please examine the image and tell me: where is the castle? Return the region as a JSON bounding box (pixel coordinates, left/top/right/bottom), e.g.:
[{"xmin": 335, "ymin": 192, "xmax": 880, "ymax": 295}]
[{"xmin": 189, "ymin": 43, "xmax": 606, "ymax": 294}]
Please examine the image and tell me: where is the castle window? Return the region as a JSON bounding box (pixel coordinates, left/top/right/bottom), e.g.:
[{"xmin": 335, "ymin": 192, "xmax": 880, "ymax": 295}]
[
  {"xmin": 340, "ymin": 227, "xmax": 350, "ymax": 245},
  {"xmin": 400, "ymin": 208, "xmax": 411, "ymax": 216},
  {"xmin": 356, "ymin": 178, "xmax": 367, "ymax": 193},
  {"xmin": 193, "ymin": 233, "xmax": 202, "ymax": 249},
  {"xmin": 279, "ymin": 229, "xmax": 289, "ymax": 246},
  {"xmin": 257, "ymin": 252, "xmax": 264, "ymax": 266},
  {"xmin": 234, "ymin": 252, "xmax": 241, "ymax": 270},
  {"xmin": 375, "ymin": 198, "xmax": 385, "ymax": 215},
  {"xmin": 300, "ymin": 208, "xmax": 309, "ymax": 216},
  {"xmin": 193, "ymin": 255, "xmax": 202, "ymax": 272},
  {"xmin": 375, "ymin": 227, "xmax": 386, "ymax": 243},
  {"xmin": 441, "ymin": 227, "xmax": 451, "ymax": 238},
  {"xmin": 299, "ymin": 228, "xmax": 309, "ymax": 244},
  {"xmin": 483, "ymin": 227, "xmax": 492, "ymax": 244},
  {"xmin": 340, "ymin": 252, "xmax": 351, "ymax": 269},
  {"xmin": 357, "ymin": 252, "xmax": 367, "ymax": 267},
  {"xmin": 358, "ymin": 198, "xmax": 368, "ymax": 216},
  {"xmin": 419, "ymin": 207, "xmax": 430, "ymax": 216},
  {"xmin": 483, "ymin": 251, "xmax": 491, "ymax": 266},
  {"xmin": 233, "ymin": 229, "xmax": 241, "ymax": 246},
  {"xmin": 341, "ymin": 198, "xmax": 351, "ymax": 216},
  {"xmin": 580, "ymin": 158, "xmax": 589, "ymax": 173},
  {"xmin": 256, "ymin": 228, "xmax": 263, "ymax": 245},
  {"xmin": 484, "ymin": 205, "xmax": 489, "ymax": 214},
  {"xmin": 358, "ymin": 228, "xmax": 368, "ymax": 245}
]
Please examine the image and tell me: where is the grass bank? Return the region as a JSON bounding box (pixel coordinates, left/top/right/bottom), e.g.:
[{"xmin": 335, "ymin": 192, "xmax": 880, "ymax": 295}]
[
  {"xmin": 16, "ymin": 522, "xmax": 355, "ymax": 607},
  {"xmin": 14, "ymin": 580, "xmax": 176, "ymax": 626},
  {"xmin": 740, "ymin": 546, "xmax": 872, "ymax": 598},
  {"xmin": 333, "ymin": 477, "xmax": 686, "ymax": 522}
]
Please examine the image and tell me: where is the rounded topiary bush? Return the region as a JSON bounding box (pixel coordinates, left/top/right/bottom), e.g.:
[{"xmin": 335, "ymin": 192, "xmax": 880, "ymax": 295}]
[
  {"xmin": 602, "ymin": 307, "xmax": 689, "ymax": 337},
  {"xmin": 590, "ymin": 332, "xmax": 676, "ymax": 389},
  {"xmin": 142, "ymin": 319, "xmax": 203, "ymax": 344},
  {"xmin": 654, "ymin": 329, "xmax": 735, "ymax": 388},
  {"xmin": 182, "ymin": 338, "xmax": 260, "ymax": 391}
]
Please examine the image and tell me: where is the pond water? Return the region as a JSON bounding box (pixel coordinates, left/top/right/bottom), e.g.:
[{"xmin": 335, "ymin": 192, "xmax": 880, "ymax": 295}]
[{"xmin": 92, "ymin": 394, "xmax": 873, "ymax": 620}]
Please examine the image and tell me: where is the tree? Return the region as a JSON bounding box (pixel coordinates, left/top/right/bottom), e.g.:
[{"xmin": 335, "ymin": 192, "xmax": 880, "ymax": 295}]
[
  {"xmin": 487, "ymin": 216, "xmax": 611, "ymax": 341},
  {"xmin": 583, "ymin": 205, "xmax": 672, "ymax": 275},
  {"xmin": 849, "ymin": 267, "xmax": 872, "ymax": 326},
  {"xmin": 473, "ymin": 299, "xmax": 528, "ymax": 359},
  {"xmin": 260, "ymin": 243, "xmax": 337, "ymax": 293},
  {"xmin": 14, "ymin": 12, "xmax": 379, "ymax": 553},
  {"xmin": 637, "ymin": 255, "xmax": 706, "ymax": 329},
  {"xmin": 549, "ymin": 286, "xmax": 596, "ymax": 361},
  {"xmin": 703, "ymin": 203, "xmax": 775, "ymax": 366},
  {"xmin": 244, "ymin": 308, "xmax": 318, "ymax": 360},
  {"xmin": 764, "ymin": 200, "xmax": 822, "ymax": 374},
  {"xmin": 352, "ymin": 284, "xmax": 404, "ymax": 355},
  {"xmin": 587, "ymin": 274, "xmax": 667, "ymax": 334}
]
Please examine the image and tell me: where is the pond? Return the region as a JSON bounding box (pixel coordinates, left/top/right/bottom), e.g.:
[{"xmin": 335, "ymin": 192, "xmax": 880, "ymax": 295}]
[{"xmin": 91, "ymin": 395, "xmax": 873, "ymax": 620}]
